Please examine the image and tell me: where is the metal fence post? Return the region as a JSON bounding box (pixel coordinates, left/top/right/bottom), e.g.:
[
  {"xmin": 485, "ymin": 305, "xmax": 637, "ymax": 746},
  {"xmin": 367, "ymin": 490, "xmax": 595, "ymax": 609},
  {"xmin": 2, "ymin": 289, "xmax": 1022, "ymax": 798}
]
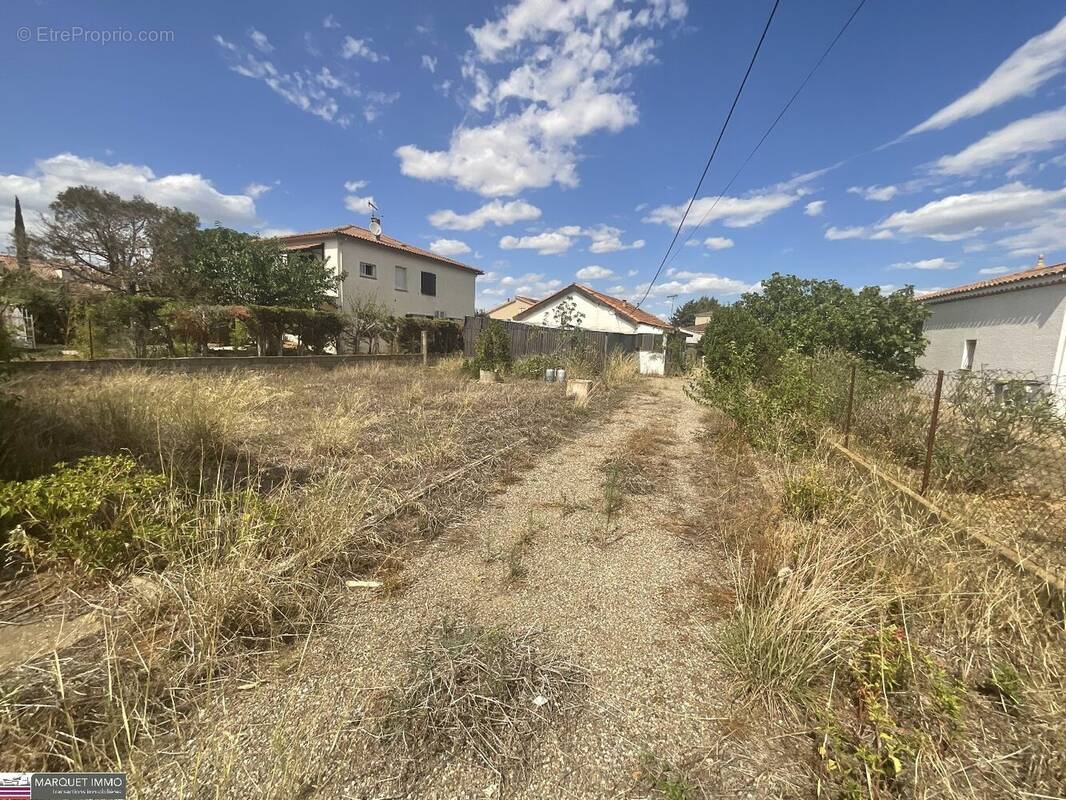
[
  {"xmin": 87, "ymin": 313, "xmax": 95, "ymax": 361},
  {"xmin": 843, "ymin": 363, "xmax": 857, "ymax": 448},
  {"xmin": 920, "ymin": 370, "xmax": 945, "ymax": 495}
]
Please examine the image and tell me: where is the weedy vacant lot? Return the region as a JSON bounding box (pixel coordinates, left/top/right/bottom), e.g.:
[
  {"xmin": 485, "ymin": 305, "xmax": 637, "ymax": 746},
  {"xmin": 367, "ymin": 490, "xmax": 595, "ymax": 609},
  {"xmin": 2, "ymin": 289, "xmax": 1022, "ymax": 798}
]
[
  {"xmin": 3, "ymin": 366, "xmax": 1063, "ymax": 800},
  {"xmin": 0, "ymin": 360, "xmax": 623, "ymax": 775}
]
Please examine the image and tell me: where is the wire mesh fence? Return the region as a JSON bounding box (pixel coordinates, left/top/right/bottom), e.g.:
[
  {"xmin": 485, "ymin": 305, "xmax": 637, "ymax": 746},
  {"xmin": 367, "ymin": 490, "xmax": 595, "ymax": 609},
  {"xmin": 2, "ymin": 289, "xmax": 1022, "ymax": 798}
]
[{"xmin": 829, "ymin": 363, "xmax": 1066, "ymax": 588}]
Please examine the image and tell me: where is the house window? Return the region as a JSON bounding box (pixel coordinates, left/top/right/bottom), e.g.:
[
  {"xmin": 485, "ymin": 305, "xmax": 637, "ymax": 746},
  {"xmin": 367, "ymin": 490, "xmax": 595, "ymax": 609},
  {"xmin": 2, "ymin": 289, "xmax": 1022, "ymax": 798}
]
[
  {"xmin": 961, "ymin": 339, "xmax": 977, "ymax": 370},
  {"xmin": 421, "ymin": 271, "xmax": 436, "ymax": 296},
  {"xmin": 359, "ymin": 262, "xmax": 377, "ymax": 279},
  {"xmin": 395, "ymin": 266, "xmax": 407, "ymax": 291}
]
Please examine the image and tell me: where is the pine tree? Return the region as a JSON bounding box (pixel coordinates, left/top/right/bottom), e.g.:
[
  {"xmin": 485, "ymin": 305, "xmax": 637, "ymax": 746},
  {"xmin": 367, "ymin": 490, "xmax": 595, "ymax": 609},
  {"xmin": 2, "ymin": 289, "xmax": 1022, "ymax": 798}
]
[{"xmin": 14, "ymin": 196, "xmax": 30, "ymax": 270}]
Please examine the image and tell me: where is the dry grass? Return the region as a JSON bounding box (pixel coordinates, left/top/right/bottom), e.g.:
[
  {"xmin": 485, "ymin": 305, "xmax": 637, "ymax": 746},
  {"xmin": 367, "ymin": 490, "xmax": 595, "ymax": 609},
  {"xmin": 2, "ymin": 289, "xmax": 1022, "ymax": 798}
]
[
  {"xmin": 0, "ymin": 363, "xmax": 621, "ymax": 775},
  {"xmin": 714, "ymin": 523, "xmax": 878, "ymax": 711},
  {"xmin": 697, "ymin": 410, "xmax": 1066, "ymax": 797},
  {"xmin": 371, "ymin": 617, "xmax": 587, "ymax": 788}
]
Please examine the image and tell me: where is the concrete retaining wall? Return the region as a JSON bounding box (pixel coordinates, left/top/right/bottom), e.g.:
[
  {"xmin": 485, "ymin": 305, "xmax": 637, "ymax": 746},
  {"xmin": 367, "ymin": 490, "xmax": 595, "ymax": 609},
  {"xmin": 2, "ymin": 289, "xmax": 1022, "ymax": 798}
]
[{"xmin": 7, "ymin": 353, "xmax": 429, "ymax": 375}]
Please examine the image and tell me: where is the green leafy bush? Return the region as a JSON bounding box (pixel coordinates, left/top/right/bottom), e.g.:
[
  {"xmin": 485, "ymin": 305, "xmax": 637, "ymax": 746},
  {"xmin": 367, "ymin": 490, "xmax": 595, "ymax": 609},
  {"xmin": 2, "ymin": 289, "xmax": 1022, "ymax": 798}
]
[
  {"xmin": 935, "ymin": 373, "xmax": 1066, "ymax": 491},
  {"xmin": 512, "ymin": 354, "xmax": 557, "ymax": 379},
  {"xmin": 0, "ymin": 455, "xmax": 172, "ymax": 571},
  {"xmin": 473, "ymin": 319, "xmax": 512, "ymax": 373},
  {"xmin": 782, "ymin": 468, "xmax": 849, "ymax": 522}
]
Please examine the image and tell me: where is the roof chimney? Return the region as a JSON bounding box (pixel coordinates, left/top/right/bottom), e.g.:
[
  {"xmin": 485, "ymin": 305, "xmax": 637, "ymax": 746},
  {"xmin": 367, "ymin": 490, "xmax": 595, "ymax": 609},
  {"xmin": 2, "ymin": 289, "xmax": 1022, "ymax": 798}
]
[{"xmin": 1035, "ymin": 253, "xmax": 1046, "ymax": 270}]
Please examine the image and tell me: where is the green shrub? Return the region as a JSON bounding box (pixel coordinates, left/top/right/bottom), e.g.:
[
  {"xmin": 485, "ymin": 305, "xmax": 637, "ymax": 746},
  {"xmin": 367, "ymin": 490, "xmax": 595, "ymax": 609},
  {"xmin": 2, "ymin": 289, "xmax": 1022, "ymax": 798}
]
[
  {"xmin": 473, "ymin": 319, "xmax": 512, "ymax": 373},
  {"xmin": 782, "ymin": 468, "xmax": 849, "ymax": 522},
  {"xmin": 0, "ymin": 455, "xmax": 172, "ymax": 571},
  {"xmin": 512, "ymin": 354, "xmax": 557, "ymax": 379},
  {"xmin": 935, "ymin": 373, "xmax": 1065, "ymax": 492}
]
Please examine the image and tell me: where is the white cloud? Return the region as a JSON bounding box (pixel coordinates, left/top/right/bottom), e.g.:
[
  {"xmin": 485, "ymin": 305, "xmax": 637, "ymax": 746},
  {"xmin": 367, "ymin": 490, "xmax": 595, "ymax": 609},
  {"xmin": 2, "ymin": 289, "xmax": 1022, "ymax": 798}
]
[
  {"xmin": 344, "ymin": 194, "xmax": 376, "ymax": 214},
  {"xmin": 907, "ymin": 15, "xmax": 1066, "ymax": 135},
  {"xmin": 627, "ymin": 269, "xmax": 639, "ymax": 277},
  {"xmin": 496, "ymin": 271, "xmax": 563, "ymax": 297},
  {"xmin": 576, "ymin": 265, "xmax": 615, "ymax": 280},
  {"xmin": 396, "ymin": 0, "xmax": 687, "ymax": 196},
  {"xmin": 322, "ymin": 14, "xmax": 340, "ymax": 29},
  {"xmin": 584, "ymin": 224, "xmax": 644, "ymax": 253},
  {"xmin": 995, "ymin": 207, "xmax": 1066, "ymax": 256},
  {"xmin": 249, "ymin": 28, "xmax": 274, "ymax": 53},
  {"xmin": 499, "ymin": 231, "xmax": 574, "ymax": 255},
  {"xmin": 341, "ymin": 36, "xmax": 385, "ymax": 62},
  {"xmin": 421, "ymin": 54, "xmax": 437, "ymax": 73},
  {"xmin": 636, "ymin": 270, "xmax": 752, "ymax": 298},
  {"xmin": 804, "ymin": 200, "xmax": 825, "ymax": 216},
  {"xmin": 344, "ymin": 179, "xmax": 368, "ymax": 192},
  {"xmin": 258, "ymin": 226, "xmax": 299, "ymax": 238},
  {"xmin": 934, "ymin": 106, "xmax": 1066, "ymax": 174},
  {"xmin": 428, "ymin": 238, "xmax": 472, "ymax": 257},
  {"xmin": 0, "ymin": 153, "xmax": 259, "ymax": 235},
  {"xmin": 848, "ymin": 184, "xmax": 898, "ymax": 202},
  {"xmin": 244, "ymin": 182, "xmax": 272, "ymax": 198},
  {"xmin": 877, "ymin": 182, "xmax": 1066, "ymax": 241},
  {"xmin": 428, "ymin": 199, "xmax": 541, "ymax": 230},
  {"xmin": 216, "ymin": 34, "xmax": 358, "ymax": 126},
  {"xmin": 702, "ymin": 236, "xmax": 734, "ymax": 250},
  {"xmin": 978, "ymin": 266, "xmax": 1013, "ymax": 275},
  {"xmin": 888, "ymin": 257, "xmax": 959, "ymax": 271},
  {"xmin": 825, "ymin": 225, "xmax": 893, "ymax": 241},
  {"xmin": 644, "ymin": 189, "xmax": 801, "ymax": 229}
]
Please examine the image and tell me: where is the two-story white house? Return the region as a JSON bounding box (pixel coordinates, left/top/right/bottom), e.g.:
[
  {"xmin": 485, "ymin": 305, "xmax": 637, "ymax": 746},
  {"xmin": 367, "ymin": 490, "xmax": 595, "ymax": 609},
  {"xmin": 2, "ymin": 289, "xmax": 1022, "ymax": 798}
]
[{"xmin": 278, "ymin": 222, "xmax": 482, "ymax": 320}]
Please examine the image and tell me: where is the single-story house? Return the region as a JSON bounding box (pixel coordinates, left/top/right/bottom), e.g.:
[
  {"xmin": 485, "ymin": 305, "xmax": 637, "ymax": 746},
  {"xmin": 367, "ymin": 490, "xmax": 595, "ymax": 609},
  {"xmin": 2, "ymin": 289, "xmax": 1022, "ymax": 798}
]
[
  {"xmin": 277, "ymin": 221, "xmax": 483, "ymax": 321},
  {"xmin": 513, "ymin": 283, "xmax": 674, "ymax": 375},
  {"xmin": 486, "ymin": 295, "xmax": 538, "ymax": 320},
  {"xmin": 679, "ymin": 311, "xmax": 715, "ymax": 347},
  {"xmin": 917, "ymin": 255, "xmax": 1066, "ymax": 398}
]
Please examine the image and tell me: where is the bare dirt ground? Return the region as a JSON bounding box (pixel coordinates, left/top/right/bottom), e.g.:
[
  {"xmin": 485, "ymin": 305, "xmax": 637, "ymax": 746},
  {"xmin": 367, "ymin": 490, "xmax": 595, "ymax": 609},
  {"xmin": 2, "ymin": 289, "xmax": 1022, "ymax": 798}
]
[{"xmin": 139, "ymin": 379, "xmax": 809, "ymax": 799}]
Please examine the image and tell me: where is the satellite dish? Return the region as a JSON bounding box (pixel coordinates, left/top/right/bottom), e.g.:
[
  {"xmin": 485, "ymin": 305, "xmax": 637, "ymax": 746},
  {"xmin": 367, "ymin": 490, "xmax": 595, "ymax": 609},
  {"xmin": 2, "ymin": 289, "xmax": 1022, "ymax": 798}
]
[{"xmin": 369, "ymin": 218, "xmax": 382, "ymax": 237}]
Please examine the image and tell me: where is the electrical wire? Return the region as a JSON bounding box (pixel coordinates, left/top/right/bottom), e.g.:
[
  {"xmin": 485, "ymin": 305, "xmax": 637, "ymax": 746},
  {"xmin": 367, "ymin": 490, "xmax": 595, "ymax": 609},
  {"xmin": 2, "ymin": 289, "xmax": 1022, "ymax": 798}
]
[
  {"xmin": 636, "ymin": 0, "xmax": 782, "ymax": 308},
  {"xmin": 661, "ymin": 0, "xmax": 869, "ymax": 271}
]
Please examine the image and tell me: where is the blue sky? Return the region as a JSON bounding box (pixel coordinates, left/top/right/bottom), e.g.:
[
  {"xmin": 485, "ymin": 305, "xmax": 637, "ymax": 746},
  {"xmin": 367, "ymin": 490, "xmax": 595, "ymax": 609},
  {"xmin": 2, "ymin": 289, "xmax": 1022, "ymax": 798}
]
[{"xmin": 3, "ymin": 1, "xmax": 1065, "ymax": 318}]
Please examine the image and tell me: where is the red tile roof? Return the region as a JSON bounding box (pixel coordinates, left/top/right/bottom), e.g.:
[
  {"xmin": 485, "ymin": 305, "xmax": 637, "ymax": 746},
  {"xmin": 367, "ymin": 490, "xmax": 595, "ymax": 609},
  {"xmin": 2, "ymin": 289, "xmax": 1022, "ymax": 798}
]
[
  {"xmin": 276, "ymin": 225, "xmax": 484, "ymax": 275},
  {"xmin": 515, "ymin": 283, "xmax": 672, "ymax": 330},
  {"xmin": 918, "ymin": 262, "xmax": 1066, "ymax": 303}
]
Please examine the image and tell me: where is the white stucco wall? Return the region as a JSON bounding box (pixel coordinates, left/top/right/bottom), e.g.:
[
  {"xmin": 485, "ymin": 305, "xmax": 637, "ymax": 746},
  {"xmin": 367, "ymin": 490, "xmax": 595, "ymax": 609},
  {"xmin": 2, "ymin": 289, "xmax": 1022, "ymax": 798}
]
[
  {"xmin": 919, "ymin": 283, "xmax": 1066, "ymax": 379},
  {"xmin": 520, "ymin": 289, "xmax": 667, "ymax": 334},
  {"xmin": 317, "ymin": 236, "xmax": 477, "ymax": 320}
]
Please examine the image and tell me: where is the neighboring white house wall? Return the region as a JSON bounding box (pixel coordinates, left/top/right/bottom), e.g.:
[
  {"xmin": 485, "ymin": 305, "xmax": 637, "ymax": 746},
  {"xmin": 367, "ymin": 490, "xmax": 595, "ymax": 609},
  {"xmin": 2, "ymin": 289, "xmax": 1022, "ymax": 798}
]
[
  {"xmin": 920, "ymin": 284, "xmax": 1066, "ymax": 377},
  {"xmin": 327, "ymin": 236, "xmax": 476, "ymax": 320},
  {"xmin": 527, "ymin": 291, "xmax": 640, "ymax": 333}
]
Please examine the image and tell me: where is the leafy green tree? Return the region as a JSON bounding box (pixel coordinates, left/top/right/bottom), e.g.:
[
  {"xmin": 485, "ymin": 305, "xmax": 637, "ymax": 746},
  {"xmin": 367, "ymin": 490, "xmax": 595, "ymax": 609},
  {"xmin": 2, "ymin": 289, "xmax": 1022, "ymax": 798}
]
[
  {"xmin": 186, "ymin": 227, "xmax": 339, "ymax": 308},
  {"xmin": 701, "ymin": 305, "xmax": 785, "ymax": 381},
  {"xmin": 40, "ymin": 186, "xmax": 199, "ymax": 295},
  {"xmin": 737, "ymin": 273, "xmax": 928, "ymax": 377},
  {"xmin": 671, "ymin": 296, "xmax": 720, "ymax": 327}
]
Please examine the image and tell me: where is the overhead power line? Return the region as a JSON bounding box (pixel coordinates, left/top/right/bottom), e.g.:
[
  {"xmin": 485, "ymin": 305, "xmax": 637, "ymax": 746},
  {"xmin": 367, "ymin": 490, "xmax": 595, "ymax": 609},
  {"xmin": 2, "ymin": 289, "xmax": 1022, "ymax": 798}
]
[
  {"xmin": 663, "ymin": 0, "xmax": 869, "ymax": 270},
  {"xmin": 636, "ymin": 0, "xmax": 782, "ymax": 309}
]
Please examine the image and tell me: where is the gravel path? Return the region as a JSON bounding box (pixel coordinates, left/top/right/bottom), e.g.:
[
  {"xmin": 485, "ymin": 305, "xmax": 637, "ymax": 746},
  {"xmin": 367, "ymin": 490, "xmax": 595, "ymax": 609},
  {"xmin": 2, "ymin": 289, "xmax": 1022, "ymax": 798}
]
[{"xmin": 140, "ymin": 379, "xmax": 809, "ymax": 798}]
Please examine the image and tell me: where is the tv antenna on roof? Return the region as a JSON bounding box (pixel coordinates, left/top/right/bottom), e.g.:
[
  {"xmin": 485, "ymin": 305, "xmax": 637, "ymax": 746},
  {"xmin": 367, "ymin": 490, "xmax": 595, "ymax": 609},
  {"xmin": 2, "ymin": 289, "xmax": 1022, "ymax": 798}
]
[{"xmin": 368, "ymin": 201, "xmax": 382, "ymax": 238}]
